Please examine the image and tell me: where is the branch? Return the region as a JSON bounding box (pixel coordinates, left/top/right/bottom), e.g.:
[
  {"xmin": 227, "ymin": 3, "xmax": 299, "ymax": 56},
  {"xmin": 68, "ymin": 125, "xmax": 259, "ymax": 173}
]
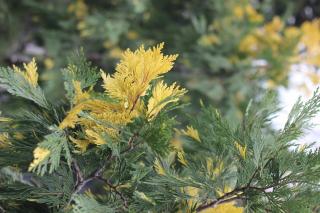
[
  {"xmin": 247, "ymin": 157, "xmax": 273, "ymax": 188},
  {"xmin": 72, "ymin": 159, "xmax": 84, "ymax": 184},
  {"xmin": 93, "ymin": 132, "xmax": 140, "ymax": 177},
  {"xmin": 129, "ymin": 97, "xmax": 140, "ymax": 114},
  {"xmin": 196, "ymin": 187, "xmax": 245, "ymax": 212},
  {"xmin": 67, "ymin": 132, "xmax": 141, "ymax": 206},
  {"xmin": 67, "ymin": 177, "xmax": 94, "ymax": 206},
  {"xmin": 196, "ymin": 174, "xmax": 308, "ymax": 212},
  {"xmin": 120, "ymin": 132, "xmax": 140, "ymax": 154},
  {"xmin": 196, "ymin": 162, "xmax": 269, "ymax": 211},
  {"xmin": 93, "ymin": 154, "xmax": 113, "ymax": 177},
  {"xmin": 98, "ymin": 177, "xmax": 129, "ymax": 208}
]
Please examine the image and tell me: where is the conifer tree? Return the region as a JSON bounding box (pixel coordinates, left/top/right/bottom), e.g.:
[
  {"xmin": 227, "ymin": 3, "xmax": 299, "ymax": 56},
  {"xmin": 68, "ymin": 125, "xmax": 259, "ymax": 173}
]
[{"xmin": 0, "ymin": 43, "xmax": 320, "ymax": 213}]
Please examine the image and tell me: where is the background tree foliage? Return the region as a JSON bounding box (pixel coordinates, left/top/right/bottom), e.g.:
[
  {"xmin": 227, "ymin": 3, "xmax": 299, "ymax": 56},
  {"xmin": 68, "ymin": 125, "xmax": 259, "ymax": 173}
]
[{"xmin": 0, "ymin": 0, "xmax": 320, "ymax": 212}]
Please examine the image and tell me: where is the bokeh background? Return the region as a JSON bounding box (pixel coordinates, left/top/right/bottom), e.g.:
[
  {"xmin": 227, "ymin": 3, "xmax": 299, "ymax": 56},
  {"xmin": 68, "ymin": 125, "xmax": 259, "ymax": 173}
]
[{"xmin": 0, "ymin": 0, "xmax": 320, "ymax": 146}]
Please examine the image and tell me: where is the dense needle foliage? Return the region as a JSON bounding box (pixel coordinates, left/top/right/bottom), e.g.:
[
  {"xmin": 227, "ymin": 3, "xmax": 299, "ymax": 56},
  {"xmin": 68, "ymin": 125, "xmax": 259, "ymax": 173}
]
[{"xmin": 0, "ymin": 44, "xmax": 320, "ymax": 212}]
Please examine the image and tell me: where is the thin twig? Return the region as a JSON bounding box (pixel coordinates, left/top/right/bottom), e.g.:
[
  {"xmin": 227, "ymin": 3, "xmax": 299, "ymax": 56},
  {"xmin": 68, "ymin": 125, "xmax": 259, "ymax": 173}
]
[
  {"xmin": 93, "ymin": 132, "xmax": 140, "ymax": 177},
  {"xmin": 196, "ymin": 173, "xmax": 302, "ymax": 212},
  {"xmin": 72, "ymin": 159, "xmax": 84, "ymax": 184},
  {"xmin": 68, "ymin": 132, "xmax": 141, "ymax": 206},
  {"xmin": 120, "ymin": 133, "xmax": 140, "ymax": 154},
  {"xmin": 196, "ymin": 185, "xmax": 247, "ymax": 212},
  {"xmin": 196, "ymin": 157, "xmax": 276, "ymax": 212},
  {"xmin": 98, "ymin": 177, "xmax": 129, "ymax": 208},
  {"xmin": 93, "ymin": 154, "xmax": 113, "ymax": 177}
]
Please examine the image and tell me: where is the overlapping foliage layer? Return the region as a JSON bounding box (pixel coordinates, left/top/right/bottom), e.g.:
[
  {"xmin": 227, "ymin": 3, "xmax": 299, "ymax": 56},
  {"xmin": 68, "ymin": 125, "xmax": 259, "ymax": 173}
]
[
  {"xmin": 1, "ymin": 0, "xmax": 320, "ymax": 212},
  {"xmin": 0, "ymin": 44, "xmax": 320, "ymax": 212}
]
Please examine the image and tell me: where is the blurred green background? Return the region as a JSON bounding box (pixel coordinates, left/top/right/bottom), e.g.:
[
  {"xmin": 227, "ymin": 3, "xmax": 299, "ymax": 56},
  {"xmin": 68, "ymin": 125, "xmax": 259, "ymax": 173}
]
[{"xmin": 0, "ymin": 0, "xmax": 320, "ymax": 123}]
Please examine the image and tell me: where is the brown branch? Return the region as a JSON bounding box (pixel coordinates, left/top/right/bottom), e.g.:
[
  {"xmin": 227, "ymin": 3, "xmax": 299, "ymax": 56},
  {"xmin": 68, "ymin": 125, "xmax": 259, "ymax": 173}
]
[
  {"xmin": 120, "ymin": 132, "xmax": 140, "ymax": 154},
  {"xmin": 93, "ymin": 154, "xmax": 113, "ymax": 177},
  {"xmin": 68, "ymin": 132, "xmax": 141, "ymax": 206},
  {"xmin": 129, "ymin": 96, "xmax": 140, "ymax": 114},
  {"xmin": 195, "ymin": 183, "xmax": 268, "ymax": 212},
  {"xmin": 72, "ymin": 159, "xmax": 84, "ymax": 184},
  {"xmin": 196, "ymin": 187, "xmax": 246, "ymax": 212},
  {"xmin": 67, "ymin": 177, "xmax": 94, "ymax": 206},
  {"xmin": 196, "ymin": 157, "xmax": 276, "ymax": 212},
  {"xmin": 37, "ymin": 192, "xmax": 64, "ymax": 195},
  {"xmin": 98, "ymin": 177, "xmax": 129, "ymax": 208},
  {"xmin": 93, "ymin": 132, "xmax": 140, "ymax": 177},
  {"xmin": 196, "ymin": 172, "xmax": 301, "ymax": 212}
]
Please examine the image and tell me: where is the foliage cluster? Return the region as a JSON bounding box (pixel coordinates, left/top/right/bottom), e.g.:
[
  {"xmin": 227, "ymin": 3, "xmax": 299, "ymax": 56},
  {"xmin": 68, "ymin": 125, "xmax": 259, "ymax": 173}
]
[
  {"xmin": 0, "ymin": 0, "xmax": 320, "ymax": 120},
  {"xmin": 1, "ymin": 1, "xmax": 320, "ymax": 212},
  {"xmin": 0, "ymin": 44, "xmax": 320, "ymax": 212}
]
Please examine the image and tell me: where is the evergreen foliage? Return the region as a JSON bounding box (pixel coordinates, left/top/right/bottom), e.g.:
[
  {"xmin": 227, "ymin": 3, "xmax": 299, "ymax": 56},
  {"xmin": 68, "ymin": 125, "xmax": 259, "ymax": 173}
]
[
  {"xmin": 0, "ymin": 43, "xmax": 320, "ymax": 212},
  {"xmin": 2, "ymin": 0, "xmax": 320, "ymax": 120}
]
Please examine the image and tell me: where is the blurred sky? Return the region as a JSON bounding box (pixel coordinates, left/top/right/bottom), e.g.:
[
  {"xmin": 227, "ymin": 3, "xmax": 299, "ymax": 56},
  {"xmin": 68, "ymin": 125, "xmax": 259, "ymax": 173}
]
[{"xmin": 272, "ymin": 63, "xmax": 320, "ymax": 149}]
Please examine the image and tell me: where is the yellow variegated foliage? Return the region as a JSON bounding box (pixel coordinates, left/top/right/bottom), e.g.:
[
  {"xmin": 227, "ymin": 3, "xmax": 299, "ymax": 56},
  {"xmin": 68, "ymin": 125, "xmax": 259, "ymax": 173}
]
[
  {"xmin": 241, "ymin": 16, "xmax": 300, "ymax": 55},
  {"xmin": 181, "ymin": 126, "xmax": 201, "ymax": 142},
  {"xmin": 298, "ymin": 144, "xmax": 307, "ymax": 153},
  {"xmin": 0, "ymin": 133, "xmax": 9, "ymax": 148},
  {"xmin": 59, "ymin": 103, "xmax": 84, "ymax": 129},
  {"xmin": 59, "ymin": 98, "xmax": 131, "ymax": 142},
  {"xmin": 239, "ymin": 16, "xmax": 287, "ymax": 56},
  {"xmin": 59, "ymin": 43, "xmax": 185, "ymax": 152},
  {"xmin": 301, "ymin": 19, "xmax": 320, "ymax": 53},
  {"xmin": 60, "ymin": 81, "xmax": 135, "ymax": 145},
  {"xmin": 171, "ymin": 130, "xmax": 183, "ymax": 150},
  {"xmin": 13, "ymin": 58, "xmax": 39, "ymax": 87},
  {"xmin": 28, "ymin": 147, "xmax": 50, "ymax": 171},
  {"xmin": 177, "ymin": 151, "xmax": 187, "ymax": 166},
  {"xmin": 206, "ymin": 158, "xmax": 214, "ymax": 174},
  {"xmin": 69, "ymin": 137, "xmax": 90, "ymax": 153},
  {"xmin": 147, "ymin": 80, "xmax": 186, "ymax": 120},
  {"xmin": 238, "ymin": 34, "xmax": 259, "ymax": 54},
  {"xmin": 102, "ymin": 42, "xmax": 178, "ymax": 113},
  {"xmin": 135, "ymin": 191, "xmax": 156, "ymax": 205},
  {"xmin": 206, "ymin": 158, "xmax": 224, "ymax": 177},
  {"xmin": 237, "ymin": 16, "xmax": 304, "ymax": 83},
  {"xmin": 200, "ymin": 202, "xmax": 244, "ymax": 213},
  {"xmin": 284, "ymin": 27, "xmax": 301, "ymax": 40},
  {"xmin": 233, "ymin": 4, "xmax": 264, "ymax": 23},
  {"xmin": 85, "ymin": 129, "xmax": 106, "ymax": 145},
  {"xmin": 234, "ymin": 141, "xmax": 246, "ymax": 159},
  {"xmin": 154, "ymin": 158, "xmax": 165, "ymax": 176},
  {"xmin": 239, "ymin": 16, "xmax": 320, "ymax": 72},
  {"xmin": 216, "ymin": 185, "xmax": 233, "ymax": 197},
  {"xmin": 67, "ymin": 0, "xmax": 88, "ymax": 20},
  {"xmin": 183, "ymin": 184, "xmax": 244, "ymax": 212},
  {"xmin": 184, "ymin": 186, "xmax": 199, "ymax": 210},
  {"xmin": 72, "ymin": 80, "xmax": 90, "ymax": 104},
  {"xmin": 301, "ymin": 19, "xmax": 320, "ymax": 67}
]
